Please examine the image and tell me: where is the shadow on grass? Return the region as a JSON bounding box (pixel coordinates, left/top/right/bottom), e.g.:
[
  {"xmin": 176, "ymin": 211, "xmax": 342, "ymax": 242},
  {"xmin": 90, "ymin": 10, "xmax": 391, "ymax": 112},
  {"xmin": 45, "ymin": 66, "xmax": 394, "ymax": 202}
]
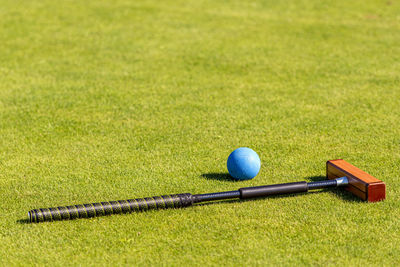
[
  {"xmin": 17, "ymin": 219, "xmax": 30, "ymax": 224},
  {"xmin": 195, "ymin": 192, "xmax": 311, "ymax": 208},
  {"xmin": 306, "ymin": 175, "xmax": 362, "ymax": 203},
  {"xmin": 307, "ymin": 175, "xmax": 326, "ymax": 181},
  {"xmin": 201, "ymin": 172, "xmax": 237, "ymax": 182}
]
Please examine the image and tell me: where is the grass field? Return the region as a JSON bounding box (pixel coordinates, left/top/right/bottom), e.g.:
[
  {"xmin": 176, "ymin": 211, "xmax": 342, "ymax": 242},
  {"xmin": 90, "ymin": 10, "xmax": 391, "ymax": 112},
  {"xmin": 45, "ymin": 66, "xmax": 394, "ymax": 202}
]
[{"xmin": 1, "ymin": 0, "xmax": 400, "ymax": 265}]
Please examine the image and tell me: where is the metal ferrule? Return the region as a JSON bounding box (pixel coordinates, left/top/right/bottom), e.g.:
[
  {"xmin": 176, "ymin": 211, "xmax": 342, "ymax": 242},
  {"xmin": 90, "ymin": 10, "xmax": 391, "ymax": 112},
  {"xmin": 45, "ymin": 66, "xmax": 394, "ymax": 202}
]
[{"xmin": 335, "ymin": 177, "xmax": 348, "ymax": 187}]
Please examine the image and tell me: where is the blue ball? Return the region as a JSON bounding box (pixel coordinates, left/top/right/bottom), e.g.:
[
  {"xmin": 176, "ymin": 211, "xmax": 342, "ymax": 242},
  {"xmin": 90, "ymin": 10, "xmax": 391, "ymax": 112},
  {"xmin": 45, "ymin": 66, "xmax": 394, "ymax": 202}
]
[{"xmin": 227, "ymin": 147, "xmax": 261, "ymax": 180}]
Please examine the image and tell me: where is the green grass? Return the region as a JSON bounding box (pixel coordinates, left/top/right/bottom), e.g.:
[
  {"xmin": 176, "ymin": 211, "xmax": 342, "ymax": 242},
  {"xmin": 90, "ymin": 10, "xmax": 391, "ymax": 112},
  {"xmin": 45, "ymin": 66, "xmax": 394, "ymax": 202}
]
[{"xmin": 1, "ymin": 0, "xmax": 400, "ymax": 265}]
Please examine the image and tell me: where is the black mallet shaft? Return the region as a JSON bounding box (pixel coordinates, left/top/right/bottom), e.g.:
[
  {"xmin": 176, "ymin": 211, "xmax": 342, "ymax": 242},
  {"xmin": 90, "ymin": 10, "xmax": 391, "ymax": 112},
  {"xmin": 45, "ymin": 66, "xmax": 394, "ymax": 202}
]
[{"xmin": 28, "ymin": 177, "xmax": 348, "ymax": 223}]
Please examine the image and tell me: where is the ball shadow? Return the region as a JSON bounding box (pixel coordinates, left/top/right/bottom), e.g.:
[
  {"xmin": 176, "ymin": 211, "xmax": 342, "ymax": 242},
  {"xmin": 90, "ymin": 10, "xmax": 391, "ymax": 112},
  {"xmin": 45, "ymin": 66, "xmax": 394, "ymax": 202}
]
[{"xmin": 200, "ymin": 173, "xmax": 238, "ymax": 182}]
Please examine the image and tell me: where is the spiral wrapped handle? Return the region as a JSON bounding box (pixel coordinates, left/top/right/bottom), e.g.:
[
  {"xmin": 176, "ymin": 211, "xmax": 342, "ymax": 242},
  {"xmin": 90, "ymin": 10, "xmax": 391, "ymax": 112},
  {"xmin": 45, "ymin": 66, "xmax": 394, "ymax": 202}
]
[{"xmin": 28, "ymin": 193, "xmax": 193, "ymax": 223}]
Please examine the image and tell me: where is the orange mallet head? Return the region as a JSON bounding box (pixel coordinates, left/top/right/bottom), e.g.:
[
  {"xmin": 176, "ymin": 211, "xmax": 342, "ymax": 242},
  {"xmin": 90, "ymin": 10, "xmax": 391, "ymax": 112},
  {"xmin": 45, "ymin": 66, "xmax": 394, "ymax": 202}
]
[{"xmin": 327, "ymin": 159, "xmax": 386, "ymax": 202}]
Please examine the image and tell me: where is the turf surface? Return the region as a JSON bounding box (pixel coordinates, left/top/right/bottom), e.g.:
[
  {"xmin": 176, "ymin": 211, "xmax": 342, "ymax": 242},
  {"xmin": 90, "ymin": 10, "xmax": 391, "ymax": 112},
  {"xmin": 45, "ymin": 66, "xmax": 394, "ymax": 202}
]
[{"xmin": 1, "ymin": 0, "xmax": 400, "ymax": 265}]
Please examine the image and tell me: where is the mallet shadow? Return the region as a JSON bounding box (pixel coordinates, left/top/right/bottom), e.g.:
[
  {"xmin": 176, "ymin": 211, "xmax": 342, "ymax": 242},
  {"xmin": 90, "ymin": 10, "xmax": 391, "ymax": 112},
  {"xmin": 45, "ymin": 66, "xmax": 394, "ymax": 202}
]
[
  {"xmin": 17, "ymin": 175, "xmax": 361, "ymax": 224},
  {"xmin": 304, "ymin": 175, "xmax": 362, "ymax": 203},
  {"xmin": 195, "ymin": 191, "xmax": 311, "ymax": 208},
  {"xmin": 17, "ymin": 219, "xmax": 30, "ymax": 224}
]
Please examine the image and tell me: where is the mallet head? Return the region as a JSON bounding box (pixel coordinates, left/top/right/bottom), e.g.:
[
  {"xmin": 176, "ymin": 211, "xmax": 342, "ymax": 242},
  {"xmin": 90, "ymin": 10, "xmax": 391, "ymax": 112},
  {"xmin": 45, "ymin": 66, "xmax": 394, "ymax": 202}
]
[{"xmin": 327, "ymin": 159, "xmax": 386, "ymax": 202}]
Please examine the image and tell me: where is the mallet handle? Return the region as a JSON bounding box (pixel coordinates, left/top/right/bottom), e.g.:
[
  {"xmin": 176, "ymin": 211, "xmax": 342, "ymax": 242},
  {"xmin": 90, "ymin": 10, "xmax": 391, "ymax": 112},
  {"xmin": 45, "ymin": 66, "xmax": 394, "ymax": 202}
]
[
  {"xmin": 29, "ymin": 193, "xmax": 193, "ymax": 223},
  {"xmin": 28, "ymin": 178, "xmax": 348, "ymax": 223}
]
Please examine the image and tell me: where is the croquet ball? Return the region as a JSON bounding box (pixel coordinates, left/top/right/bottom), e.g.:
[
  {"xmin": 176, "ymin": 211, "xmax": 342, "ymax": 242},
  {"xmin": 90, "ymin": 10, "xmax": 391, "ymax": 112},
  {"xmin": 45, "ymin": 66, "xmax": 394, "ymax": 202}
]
[{"xmin": 227, "ymin": 147, "xmax": 261, "ymax": 180}]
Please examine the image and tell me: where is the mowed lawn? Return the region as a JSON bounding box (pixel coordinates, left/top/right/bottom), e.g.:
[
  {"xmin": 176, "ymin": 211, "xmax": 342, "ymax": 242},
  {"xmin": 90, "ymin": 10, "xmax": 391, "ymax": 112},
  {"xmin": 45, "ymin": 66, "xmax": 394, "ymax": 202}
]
[{"xmin": 1, "ymin": 0, "xmax": 400, "ymax": 265}]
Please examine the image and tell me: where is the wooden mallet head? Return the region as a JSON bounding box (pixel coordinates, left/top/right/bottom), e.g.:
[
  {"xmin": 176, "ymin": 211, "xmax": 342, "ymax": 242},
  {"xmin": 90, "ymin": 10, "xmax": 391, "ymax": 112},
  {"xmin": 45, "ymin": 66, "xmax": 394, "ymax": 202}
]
[{"xmin": 327, "ymin": 159, "xmax": 386, "ymax": 202}]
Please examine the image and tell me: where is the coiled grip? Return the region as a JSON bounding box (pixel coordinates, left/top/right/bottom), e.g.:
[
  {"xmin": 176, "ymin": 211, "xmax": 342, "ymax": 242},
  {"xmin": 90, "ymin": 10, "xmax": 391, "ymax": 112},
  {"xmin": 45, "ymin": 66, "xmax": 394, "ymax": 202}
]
[{"xmin": 28, "ymin": 193, "xmax": 193, "ymax": 223}]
